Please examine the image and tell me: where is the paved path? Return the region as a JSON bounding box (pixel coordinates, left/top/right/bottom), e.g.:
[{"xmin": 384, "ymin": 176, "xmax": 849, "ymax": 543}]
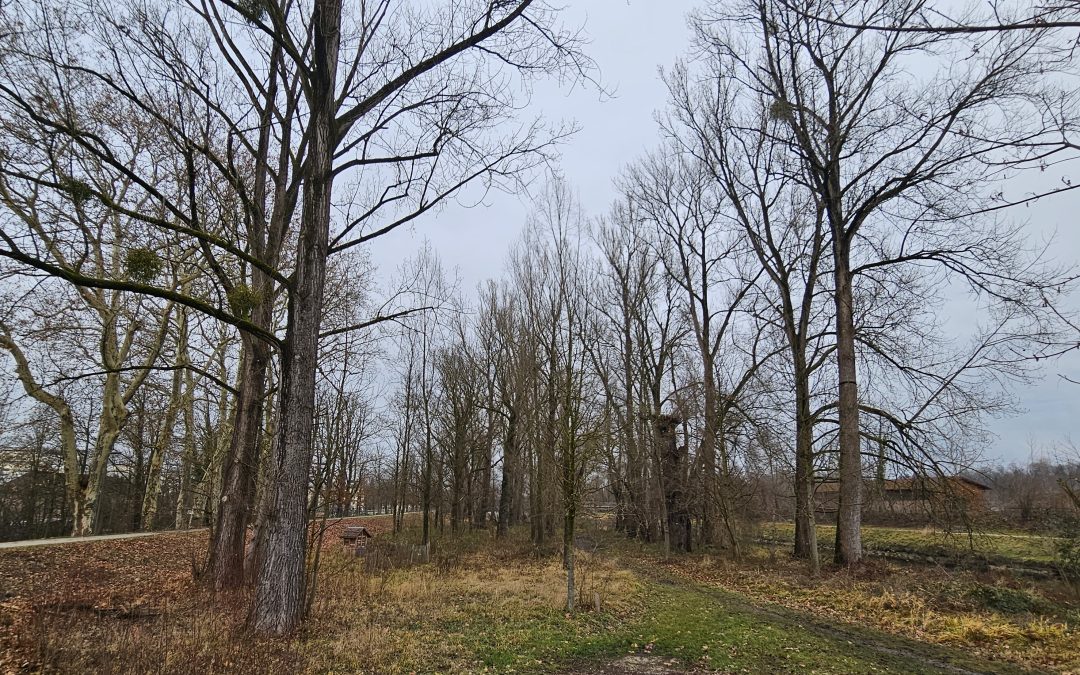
[
  {"xmin": 0, "ymin": 513, "xmax": 400, "ymax": 550},
  {"xmin": 0, "ymin": 529, "xmax": 207, "ymax": 550}
]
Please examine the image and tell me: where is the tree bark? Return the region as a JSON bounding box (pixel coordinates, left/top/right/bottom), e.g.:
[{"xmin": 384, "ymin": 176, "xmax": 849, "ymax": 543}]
[
  {"xmin": 249, "ymin": 0, "xmax": 340, "ymax": 634},
  {"xmin": 209, "ymin": 333, "xmax": 269, "ymax": 589},
  {"xmin": 80, "ymin": 356, "xmax": 126, "ymax": 536},
  {"xmin": 832, "ymin": 239, "xmax": 863, "ymax": 565},
  {"xmin": 174, "ymin": 364, "xmax": 197, "ymax": 529},
  {"xmin": 496, "ymin": 408, "xmax": 516, "ymax": 539},
  {"xmin": 564, "ymin": 502, "xmax": 575, "ymax": 611},
  {"xmin": 142, "ymin": 308, "xmax": 188, "ymax": 530},
  {"xmin": 792, "ymin": 370, "xmax": 819, "ymax": 570}
]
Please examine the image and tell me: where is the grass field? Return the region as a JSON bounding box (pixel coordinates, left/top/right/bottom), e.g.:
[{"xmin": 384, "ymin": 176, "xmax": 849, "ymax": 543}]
[
  {"xmin": 1, "ymin": 520, "xmax": 1076, "ymax": 674},
  {"xmin": 760, "ymin": 522, "xmax": 1060, "ymax": 566}
]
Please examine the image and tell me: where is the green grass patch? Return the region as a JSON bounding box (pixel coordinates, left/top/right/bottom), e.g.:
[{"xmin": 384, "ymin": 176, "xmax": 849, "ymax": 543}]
[
  {"xmin": 613, "ymin": 582, "xmax": 943, "ymax": 674},
  {"xmin": 965, "ymin": 583, "xmax": 1051, "ymax": 615},
  {"xmin": 451, "ymin": 601, "xmax": 630, "ymax": 670},
  {"xmin": 430, "ymin": 566, "xmax": 1007, "ymax": 673}
]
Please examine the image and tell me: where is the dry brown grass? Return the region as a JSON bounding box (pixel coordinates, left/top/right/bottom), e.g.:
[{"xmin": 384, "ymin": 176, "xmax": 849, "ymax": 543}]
[
  {"xmin": 301, "ymin": 533, "xmax": 643, "ymax": 673},
  {"xmin": 1, "ymin": 523, "xmax": 642, "ymax": 674},
  {"xmin": 661, "ymin": 548, "xmax": 1080, "ymax": 673},
  {"xmin": 0, "ymin": 517, "xmax": 398, "ymax": 674},
  {"xmin": 5, "ymin": 522, "xmax": 1074, "ymax": 674}
]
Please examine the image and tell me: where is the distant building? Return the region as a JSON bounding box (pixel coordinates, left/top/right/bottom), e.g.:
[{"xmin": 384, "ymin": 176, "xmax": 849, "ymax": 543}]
[{"xmin": 815, "ymin": 475, "xmax": 991, "ymax": 524}]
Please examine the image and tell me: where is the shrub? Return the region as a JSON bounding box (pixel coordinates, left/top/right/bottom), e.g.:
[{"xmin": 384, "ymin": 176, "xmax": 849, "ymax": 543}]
[
  {"xmin": 1054, "ymin": 518, "xmax": 1080, "ymax": 599},
  {"xmin": 966, "ymin": 584, "xmax": 1045, "ymax": 615}
]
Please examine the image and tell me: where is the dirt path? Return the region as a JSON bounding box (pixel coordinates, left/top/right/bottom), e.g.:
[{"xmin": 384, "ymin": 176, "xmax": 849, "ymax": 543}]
[
  {"xmin": 638, "ymin": 566, "xmax": 1042, "ymax": 675},
  {"xmin": 559, "ymin": 655, "xmax": 708, "ymax": 674},
  {"xmin": 738, "ymin": 600, "xmax": 1001, "ymax": 675}
]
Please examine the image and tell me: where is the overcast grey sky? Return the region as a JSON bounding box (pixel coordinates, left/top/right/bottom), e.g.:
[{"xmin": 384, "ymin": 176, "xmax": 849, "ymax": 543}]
[{"xmin": 369, "ymin": 0, "xmax": 1080, "ymax": 465}]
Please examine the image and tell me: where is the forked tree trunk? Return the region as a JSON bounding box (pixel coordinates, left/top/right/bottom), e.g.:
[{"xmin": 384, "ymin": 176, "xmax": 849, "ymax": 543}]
[
  {"xmin": 249, "ymin": 0, "xmax": 340, "ymax": 634},
  {"xmin": 209, "ymin": 333, "xmax": 270, "ymax": 589},
  {"xmin": 78, "ymin": 366, "xmax": 127, "ymax": 536}
]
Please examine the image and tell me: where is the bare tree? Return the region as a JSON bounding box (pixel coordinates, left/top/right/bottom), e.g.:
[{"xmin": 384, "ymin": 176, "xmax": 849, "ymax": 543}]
[
  {"xmin": 621, "ymin": 148, "xmax": 769, "ymax": 555},
  {"xmin": 0, "ymin": 0, "xmax": 589, "ymax": 632},
  {"xmin": 659, "ymin": 53, "xmax": 835, "ymax": 567},
  {"xmin": 0, "ymin": 132, "xmax": 182, "ymax": 534},
  {"xmin": 520, "ymin": 181, "xmax": 603, "ymax": 610},
  {"xmin": 691, "ymin": 0, "xmax": 1078, "ymax": 563}
]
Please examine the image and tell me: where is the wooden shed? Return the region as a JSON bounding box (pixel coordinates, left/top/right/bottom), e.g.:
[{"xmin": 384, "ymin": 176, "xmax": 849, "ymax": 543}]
[{"xmin": 341, "ymin": 525, "xmax": 373, "ymax": 555}]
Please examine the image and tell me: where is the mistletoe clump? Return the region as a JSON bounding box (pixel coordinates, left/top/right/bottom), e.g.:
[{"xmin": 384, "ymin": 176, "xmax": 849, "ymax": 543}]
[
  {"xmin": 235, "ymin": 0, "xmax": 267, "ymax": 23},
  {"xmin": 768, "ymin": 98, "xmax": 795, "ymax": 123},
  {"xmin": 123, "ymin": 247, "xmax": 162, "ymax": 284},
  {"xmin": 59, "ymin": 176, "xmax": 95, "ymax": 206},
  {"xmin": 227, "ymin": 284, "xmax": 262, "ymax": 319}
]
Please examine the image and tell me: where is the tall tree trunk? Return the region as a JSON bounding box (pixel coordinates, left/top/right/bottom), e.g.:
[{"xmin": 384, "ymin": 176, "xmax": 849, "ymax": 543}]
[
  {"xmin": 497, "ymin": 409, "xmax": 515, "ymax": 539},
  {"xmin": 563, "ymin": 498, "xmax": 575, "ymax": 611},
  {"xmin": 451, "ymin": 433, "xmax": 467, "ymax": 533},
  {"xmin": 697, "ymin": 352, "xmax": 713, "ymax": 540},
  {"xmin": 196, "ymin": 365, "xmax": 234, "ymax": 528},
  {"xmin": 532, "ymin": 441, "xmax": 545, "ymax": 547},
  {"xmin": 714, "ymin": 423, "xmax": 739, "ymax": 557},
  {"xmin": 832, "ymin": 240, "xmax": 862, "ymax": 565},
  {"xmin": 250, "ymin": 0, "xmax": 339, "ymax": 633},
  {"xmin": 174, "ymin": 365, "xmax": 197, "ymax": 529},
  {"xmin": 246, "ymin": 377, "xmax": 279, "ymax": 579},
  {"xmin": 657, "ymin": 415, "xmax": 691, "ymax": 553},
  {"xmin": 792, "ymin": 371, "xmax": 819, "ymax": 571},
  {"xmin": 209, "ymin": 333, "xmax": 269, "ymax": 588},
  {"xmin": 476, "ymin": 417, "xmax": 493, "ymax": 529},
  {"xmin": 142, "ymin": 309, "xmax": 189, "ymax": 530},
  {"xmin": 140, "ymin": 370, "xmax": 181, "ymax": 530},
  {"xmin": 421, "ymin": 438, "xmax": 433, "ymax": 545},
  {"xmin": 207, "ymin": 29, "xmax": 285, "ymax": 587},
  {"xmin": 79, "ymin": 367, "xmax": 126, "ymax": 536}
]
